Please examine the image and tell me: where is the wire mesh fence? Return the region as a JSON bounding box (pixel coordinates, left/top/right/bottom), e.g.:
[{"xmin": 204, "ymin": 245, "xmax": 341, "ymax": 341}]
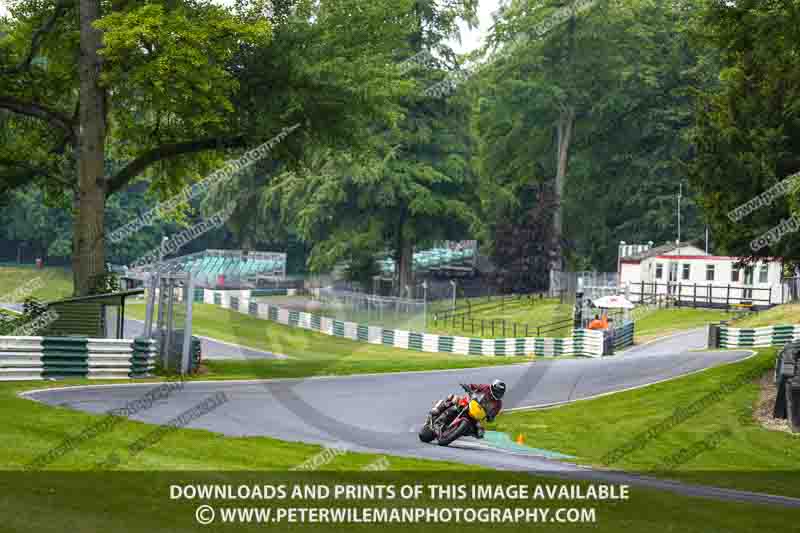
[
  {"xmin": 551, "ymin": 270, "xmax": 620, "ymax": 304},
  {"xmin": 311, "ymin": 287, "xmax": 428, "ymax": 331}
]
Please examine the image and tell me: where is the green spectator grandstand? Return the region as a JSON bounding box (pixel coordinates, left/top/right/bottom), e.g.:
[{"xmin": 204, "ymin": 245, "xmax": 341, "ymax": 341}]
[{"xmin": 123, "ymin": 249, "xmax": 286, "ymax": 288}]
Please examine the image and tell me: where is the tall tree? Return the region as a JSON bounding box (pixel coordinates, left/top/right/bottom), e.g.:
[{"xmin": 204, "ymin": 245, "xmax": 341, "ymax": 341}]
[
  {"xmin": 490, "ymin": 184, "xmax": 558, "ymax": 292},
  {"xmin": 475, "ymin": 0, "xmax": 710, "ymax": 272},
  {"xmin": 0, "ymin": 0, "xmax": 272, "ymax": 294},
  {"xmin": 687, "ymin": 0, "xmax": 800, "ymax": 260},
  {"xmin": 0, "ymin": 0, "xmax": 410, "ymax": 295},
  {"xmin": 265, "ymin": 0, "xmax": 480, "ymax": 295}
]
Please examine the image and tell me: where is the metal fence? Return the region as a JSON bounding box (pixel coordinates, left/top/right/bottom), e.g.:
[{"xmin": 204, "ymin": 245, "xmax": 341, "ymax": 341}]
[
  {"xmin": 550, "ymin": 270, "xmax": 619, "ymax": 304},
  {"xmin": 625, "ymin": 281, "xmax": 777, "ymax": 309},
  {"xmin": 431, "ymin": 310, "xmax": 572, "ymax": 338},
  {"xmin": 783, "ymin": 276, "xmax": 800, "ymax": 303},
  {"xmin": 431, "ymin": 292, "xmax": 572, "ymax": 338},
  {"xmin": 312, "ymin": 287, "xmax": 427, "ymax": 331}
]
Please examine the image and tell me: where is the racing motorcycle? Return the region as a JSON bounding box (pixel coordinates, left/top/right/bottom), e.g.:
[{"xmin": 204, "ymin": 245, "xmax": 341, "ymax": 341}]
[{"xmin": 419, "ymin": 384, "xmax": 487, "ymax": 447}]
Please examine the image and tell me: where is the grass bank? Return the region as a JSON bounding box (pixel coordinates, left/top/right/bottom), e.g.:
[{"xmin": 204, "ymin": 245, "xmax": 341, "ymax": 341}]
[
  {"xmin": 730, "ymin": 303, "xmax": 800, "ymax": 327},
  {"xmin": 0, "ymin": 264, "xmax": 73, "ymax": 302},
  {"xmin": 126, "ymin": 303, "xmax": 527, "ymax": 380},
  {"xmin": 493, "ymin": 349, "xmax": 800, "ymax": 497},
  {"xmin": 633, "ymin": 307, "xmax": 737, "ymax": 342}
]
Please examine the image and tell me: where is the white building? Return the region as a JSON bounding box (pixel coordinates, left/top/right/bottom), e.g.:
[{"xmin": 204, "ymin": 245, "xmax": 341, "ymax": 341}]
[{"xmin": 617, "ymin": 241, "xmax": 786, "ymax": 307}]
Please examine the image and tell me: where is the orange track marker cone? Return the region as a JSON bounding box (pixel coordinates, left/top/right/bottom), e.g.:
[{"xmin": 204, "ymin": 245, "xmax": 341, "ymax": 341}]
[{"xmin": 516, "ymin": 434, "xmax": 525, "ymax": 445}]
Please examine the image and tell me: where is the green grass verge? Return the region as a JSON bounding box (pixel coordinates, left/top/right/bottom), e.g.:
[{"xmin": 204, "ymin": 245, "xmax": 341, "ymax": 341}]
[
  {"xmin": 429, "ymin": 297, "xmax": 573, "ymax": 339},
  {"xmin": 730, "ymin": 303, "xmax": 800, "ymax": 328},
  {"xmin": 127, "ymin": 303, "xmax": 526, "ymax": 379},
  {"xmin": 633, "ymin": 307, "xmax": 736, "ymax": 342},
  {"xmin": 492, "ymin": 348, "xmax": 800, "ymax": 497},
  {"xmin": 0, "ymin": 264, "xmax": 73, "ymax": 302}
]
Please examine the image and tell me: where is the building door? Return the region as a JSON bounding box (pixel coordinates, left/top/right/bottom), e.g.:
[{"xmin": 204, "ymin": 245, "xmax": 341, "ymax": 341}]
[
  {"xmin": 743, "ymin": 266, "xmax": 754, "ymax": 301},
  {"xmin": 668, "ymin": 263, "xmax": 678, "ymax": 296}
]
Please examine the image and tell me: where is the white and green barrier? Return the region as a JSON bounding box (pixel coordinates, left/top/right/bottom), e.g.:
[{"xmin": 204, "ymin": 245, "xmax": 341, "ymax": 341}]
[
  {"xmin": 204, "ymin": 289, "xmax": 612, "ymax": 358},
  {"xmin": 0, "ymin": 336, "xmax": 157, "ymax": 381},
  {"xmin": 716, "ymin": 324, "xmax": 800, "ymax": 348}
]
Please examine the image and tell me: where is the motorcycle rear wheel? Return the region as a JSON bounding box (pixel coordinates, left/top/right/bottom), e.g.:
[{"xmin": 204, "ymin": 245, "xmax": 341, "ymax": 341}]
[
  {"xmin": 418, "ymin": 425, "xmax": 435, "ymax": 443},
  {"xmin": 437, "ymin": 419, "xmax": 471, "ymax": 447}
]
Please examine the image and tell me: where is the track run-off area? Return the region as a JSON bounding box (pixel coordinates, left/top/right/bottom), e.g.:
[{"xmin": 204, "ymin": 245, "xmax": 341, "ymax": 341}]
[{"xmin": 21, "ymin": 328, "xmax": 800, "ymax": 508}]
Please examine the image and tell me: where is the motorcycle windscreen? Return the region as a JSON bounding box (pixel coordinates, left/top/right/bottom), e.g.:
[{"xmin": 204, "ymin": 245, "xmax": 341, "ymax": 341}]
[{"xmin": 468, "ymin": 400, "xmax": 487, "ymax": 421}]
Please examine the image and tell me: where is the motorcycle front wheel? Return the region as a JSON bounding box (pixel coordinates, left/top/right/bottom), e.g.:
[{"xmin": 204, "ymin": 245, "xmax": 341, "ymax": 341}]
[
  {"xmin": 437, "ymin": 419, "xmax": 471, "ymax": 447},
  {"xmin": 418, "ymin": 425, "xmax": 435, "ymax": 443}
]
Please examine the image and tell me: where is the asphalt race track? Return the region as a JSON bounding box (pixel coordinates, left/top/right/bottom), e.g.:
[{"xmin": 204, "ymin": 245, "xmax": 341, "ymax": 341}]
[{"xmin": 22, "ymin": 328, "xmax": 800, "ymax": 507}]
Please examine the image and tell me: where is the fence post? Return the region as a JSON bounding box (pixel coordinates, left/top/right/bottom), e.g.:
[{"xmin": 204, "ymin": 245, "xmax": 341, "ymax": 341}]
[
  {"xmin": 768, "ymin": 287, "xmax": 772, "ymax": 306},
  {"xmin": 502, "ymin": 319, "xmax": 506, "ymax": 337},
  {"xmin": 492, "ymin": 320, "xmax": 495, "ymax": 336},
  {"xmin": 481, "ymin": 319, "xmax": 485, "ymax": 336},
  {"xmin": 525, "ymin": 325, "xmax": 529, "ymax": 336},
  {"xmin": 693, "ymin": 283, "xmax": 697, "ymax": 308},
  {"xmin": 514, "ymin": 323, "xmax": 517, "ymax": 337}
]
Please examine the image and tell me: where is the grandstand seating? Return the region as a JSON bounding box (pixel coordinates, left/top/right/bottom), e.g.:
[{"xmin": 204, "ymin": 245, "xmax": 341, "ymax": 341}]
[
  {"xmin": 379, "ymin": 246, "xmax": 475, "ymax": 275},
  {"xmin": 126, "ymin": 249, "xmax": 286, "ymax": 288}
]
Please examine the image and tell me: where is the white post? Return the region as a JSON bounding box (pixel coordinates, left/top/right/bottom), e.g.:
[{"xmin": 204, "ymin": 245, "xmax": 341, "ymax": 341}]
[
  {"xmin": 450, "ymin": 280, "xmax": 457, "ymax": 311},
  {"xmin": 422, "ymin": 280, "xmax": 428, "ymax": 331},
  {"xmin": 677, "ymin": 183, "xmax": 682, "ymax": 251},
  {"xmin": 181, "ymin": 275, "xmax": 194, "ymax": 376}
]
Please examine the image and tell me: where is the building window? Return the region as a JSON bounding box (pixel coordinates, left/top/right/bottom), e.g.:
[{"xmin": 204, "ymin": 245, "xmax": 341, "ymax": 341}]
[
  {"xmin": 731, "ymin": 269, "xmax": 739, "ymax": 282},
  {"xmin": 759, "ymin": 266, "xmax": 769, "ymax": 284},
  {"xmin": 682, "ymin": 264, "xmax": 690, "ymax": 280},
  {"xmin": 655, "ymin": 263, "xmax": 663, "ymax": 280},
  {"xmin": 706, "ymin": 264, "xmax": 715, "ymax": 281}
]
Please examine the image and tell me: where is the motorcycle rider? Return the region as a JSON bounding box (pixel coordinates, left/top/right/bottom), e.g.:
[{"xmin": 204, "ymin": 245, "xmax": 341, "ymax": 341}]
[{"xmin": 429, "ymin": 379, "xmax": 506, "ymax": 439}]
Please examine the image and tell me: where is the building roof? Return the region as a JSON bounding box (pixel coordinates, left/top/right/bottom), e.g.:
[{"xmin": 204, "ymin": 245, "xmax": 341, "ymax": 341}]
[{"xmin": 623, "ymin": 241, "xmax": 701, "ymax": 262}]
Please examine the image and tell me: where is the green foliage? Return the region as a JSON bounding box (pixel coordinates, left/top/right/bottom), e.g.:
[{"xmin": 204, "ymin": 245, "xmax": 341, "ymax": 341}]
[
  {"xmin": 87, "ymin": 271, "xmax": 120, "ymax": 296},
  {"xmin": 474, "ymin": 0, "xmax": 713, "ymax": 270},
  {"xmin": 687, "ymin": 0, "xmax": 800, "ymax": 259},
  {"xmin": 261, "ymin": 0, "xmax": 481, "ymax": 283},
  {"xmin": 0, "ymin": 186, "xmax": 71, "ymax": 260}
]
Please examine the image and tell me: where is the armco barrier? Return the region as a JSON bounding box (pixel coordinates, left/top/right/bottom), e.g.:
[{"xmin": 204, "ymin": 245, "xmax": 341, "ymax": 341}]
[
  {"xmin": 0, "ymin": 336, "xmax": 157, "ymax": 381},
  {"xmin": 204, "ymin": 289, "xmax": 606, "ymax": 358},
  {"xmin": 613, "ymin": 321, "xmax": 635, "ymax": 352},
  {"xmin": 718, "ymin": 324, "xmax": 800, "ymax": 348}
]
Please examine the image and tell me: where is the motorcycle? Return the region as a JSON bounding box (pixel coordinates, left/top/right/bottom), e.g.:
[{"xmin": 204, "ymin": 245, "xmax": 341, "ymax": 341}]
[{"xmin": 419, "ymin": 384, "xmax": 487, "ymax": 446}]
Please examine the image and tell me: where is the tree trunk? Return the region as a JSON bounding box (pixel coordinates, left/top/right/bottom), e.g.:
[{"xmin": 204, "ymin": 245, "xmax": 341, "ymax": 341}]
[
  {"xmin": 395, "ymin": 219, "xmax": 414, "ymax": 298},
  {"xmin": 552, "ymin": 105, "xmax": 575, "ymax": 272},
  {"xmin": 75, "ymin": 0, "xmax": 107, "ymax": 296}
]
